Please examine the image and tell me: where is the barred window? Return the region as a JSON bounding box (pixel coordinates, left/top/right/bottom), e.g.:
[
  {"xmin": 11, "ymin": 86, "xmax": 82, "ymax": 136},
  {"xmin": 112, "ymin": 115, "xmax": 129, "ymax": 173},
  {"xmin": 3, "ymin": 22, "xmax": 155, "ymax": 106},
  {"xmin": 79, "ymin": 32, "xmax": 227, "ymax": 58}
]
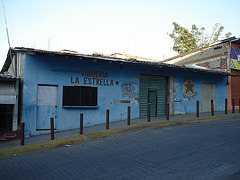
[{"xmin": 63, "ymin": 86, "xmax": 97, "ymax": 106}]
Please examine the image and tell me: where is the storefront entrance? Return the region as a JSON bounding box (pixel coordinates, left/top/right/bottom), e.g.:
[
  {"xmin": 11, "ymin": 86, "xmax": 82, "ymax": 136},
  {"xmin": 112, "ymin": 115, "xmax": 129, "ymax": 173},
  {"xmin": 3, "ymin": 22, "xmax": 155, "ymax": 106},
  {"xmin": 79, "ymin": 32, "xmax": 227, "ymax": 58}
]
[{"xmin": 139, "ymin": 74, "xmax": 167, "ymax": 118}]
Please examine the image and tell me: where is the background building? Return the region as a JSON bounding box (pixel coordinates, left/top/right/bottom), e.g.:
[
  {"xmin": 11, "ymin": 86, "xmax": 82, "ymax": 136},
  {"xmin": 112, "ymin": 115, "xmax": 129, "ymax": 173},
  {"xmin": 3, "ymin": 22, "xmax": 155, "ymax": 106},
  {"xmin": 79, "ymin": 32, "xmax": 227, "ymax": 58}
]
[{"xmin": 163, "ymin": 37, "xmax": 240, "ymax": 110}]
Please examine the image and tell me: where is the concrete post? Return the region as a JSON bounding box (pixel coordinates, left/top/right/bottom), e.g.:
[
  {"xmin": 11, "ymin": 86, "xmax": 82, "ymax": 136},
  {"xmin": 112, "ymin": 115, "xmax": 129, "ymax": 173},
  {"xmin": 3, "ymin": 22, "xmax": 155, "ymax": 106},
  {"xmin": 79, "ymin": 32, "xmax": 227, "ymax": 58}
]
[
  {"xmin": 51, "ymin": 117, "xmax": 54, "ymax": 140},
  {"xmin": 106, "ymin": 109, "xmax": 109, "ymax": 129},
  {"xmin": 21, "ymin": 122, "xmax": 24, "ymax": 146},
  {"xmin": 196, "ymin": 101, "xmax": 199, "ymax": 117},
  {"xmin": 211, "ymin": 100, "xmax": 214, "ymax": 116},
  {"xmin": 232, "ymin": 98, "xmax": 235, "ymax": 114},
  {"xmin": 225, "ymin": 98, "xmax": 228, "ymax": 115},
  {"xmin": 147, "ymin": 103, "xmax": 151, "ymax": 122},
  {"xmin": 80, "ymin": 113, "xmax": 83, "ymax": 135},
  {"xmin": 166, "ymin": 103, "xmax": 169, "ymax": 120},
  {"xmin": 127, "ymin": 106, "xmax": 130, "ymax": 125}
]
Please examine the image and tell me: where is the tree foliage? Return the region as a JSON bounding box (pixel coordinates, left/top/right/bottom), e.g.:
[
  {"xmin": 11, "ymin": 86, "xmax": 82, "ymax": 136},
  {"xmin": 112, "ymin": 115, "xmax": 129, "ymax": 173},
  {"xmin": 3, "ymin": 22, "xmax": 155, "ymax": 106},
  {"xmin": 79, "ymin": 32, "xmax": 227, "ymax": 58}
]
[{"xmin": 169, "ymin": 22, "xmax": 232, "ymax": 54}]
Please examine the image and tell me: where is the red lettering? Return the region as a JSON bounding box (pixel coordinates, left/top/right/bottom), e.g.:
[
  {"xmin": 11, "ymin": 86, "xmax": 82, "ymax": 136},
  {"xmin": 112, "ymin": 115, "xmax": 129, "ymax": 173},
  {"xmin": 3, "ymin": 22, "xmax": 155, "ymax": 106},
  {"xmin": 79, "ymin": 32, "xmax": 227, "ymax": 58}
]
[
  {"xmin": 96, "ymin": 79, "xmax": 99, "ymax": 85},
  {"xmin": 92, "ymin": 78, "xmax": 96, "ymax": 85},
  {"xmin": 75, "ymin": 77, "xmax": 79, "ymax": 84},
  {"xmin": 110, "ymin": 79, "xmax": 114, "ymax": 86},
  {"xmin": 104, "ymin": 72, "xmax": 108, "ymax": 78},
  {"xmin": 79, "ymin": 70, "xmax": 112, "ymax": 86},
  {"xmin": 81, "ymin": 70, "xmax": 84, "ymax": 76},
  {"xmin": 88, "ymin": 78, "xmax": 91, "ymax": 85},
  {"xmin": 84, "ymin": 77, "xmax": 87, "ymax": 84},
  {"xmin": 71, "ymin": 76, "xmax": 74, "ymax": 84}
]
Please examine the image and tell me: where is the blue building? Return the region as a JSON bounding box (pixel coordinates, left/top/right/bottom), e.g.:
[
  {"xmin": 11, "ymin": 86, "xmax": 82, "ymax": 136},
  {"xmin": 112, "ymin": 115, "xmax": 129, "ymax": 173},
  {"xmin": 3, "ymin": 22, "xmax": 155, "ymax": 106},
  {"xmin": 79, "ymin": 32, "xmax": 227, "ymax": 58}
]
[{"xmin": 1, "ymin": 47, "xmax": 233, "ymax": 136}]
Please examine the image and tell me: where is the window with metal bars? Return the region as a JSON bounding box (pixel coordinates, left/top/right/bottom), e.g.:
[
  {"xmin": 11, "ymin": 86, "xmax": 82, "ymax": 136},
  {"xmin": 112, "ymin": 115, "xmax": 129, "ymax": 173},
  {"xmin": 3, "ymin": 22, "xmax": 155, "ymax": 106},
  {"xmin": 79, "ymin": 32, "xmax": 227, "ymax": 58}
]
[{"xmin": 62, "ymin": 86, "xmax": 97, "ymax": 106}]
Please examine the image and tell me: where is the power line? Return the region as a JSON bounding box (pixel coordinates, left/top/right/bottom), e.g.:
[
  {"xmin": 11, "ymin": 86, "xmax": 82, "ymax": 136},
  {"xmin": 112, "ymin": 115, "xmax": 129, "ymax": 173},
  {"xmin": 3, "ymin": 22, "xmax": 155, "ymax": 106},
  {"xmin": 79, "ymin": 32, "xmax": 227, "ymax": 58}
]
[
  {"xmin": 2, "ymin": 0, "xmax": 11, "ymax": 49},
  {"xmin": 2, "ymin": 0, "xmax": 14, "ymax": 75}
]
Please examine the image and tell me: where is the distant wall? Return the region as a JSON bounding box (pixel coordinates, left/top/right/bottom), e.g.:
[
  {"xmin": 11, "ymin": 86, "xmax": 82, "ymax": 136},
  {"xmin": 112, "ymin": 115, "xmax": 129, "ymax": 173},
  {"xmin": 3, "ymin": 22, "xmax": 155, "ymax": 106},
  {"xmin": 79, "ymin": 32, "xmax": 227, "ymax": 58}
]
[{"xmin": 172, "ymin": 43, "xmax": 229, "ymax": 71}]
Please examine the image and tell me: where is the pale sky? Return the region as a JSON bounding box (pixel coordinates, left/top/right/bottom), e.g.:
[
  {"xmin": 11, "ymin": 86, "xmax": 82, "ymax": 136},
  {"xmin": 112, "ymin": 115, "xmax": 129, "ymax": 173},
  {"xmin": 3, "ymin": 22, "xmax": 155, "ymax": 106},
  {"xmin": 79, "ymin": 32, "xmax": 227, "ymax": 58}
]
[{"xmin": 0, "ymin": 0, "xmax": 239, "ymax": 68}]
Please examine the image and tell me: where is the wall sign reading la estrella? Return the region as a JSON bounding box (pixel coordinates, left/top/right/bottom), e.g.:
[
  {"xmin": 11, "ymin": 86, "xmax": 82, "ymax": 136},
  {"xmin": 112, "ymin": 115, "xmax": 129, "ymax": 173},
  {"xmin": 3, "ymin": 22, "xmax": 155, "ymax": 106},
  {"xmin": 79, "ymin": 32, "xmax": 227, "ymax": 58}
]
[{"xmin": 71, "ymin": 70, "xmax": 114, "ymax": 86}]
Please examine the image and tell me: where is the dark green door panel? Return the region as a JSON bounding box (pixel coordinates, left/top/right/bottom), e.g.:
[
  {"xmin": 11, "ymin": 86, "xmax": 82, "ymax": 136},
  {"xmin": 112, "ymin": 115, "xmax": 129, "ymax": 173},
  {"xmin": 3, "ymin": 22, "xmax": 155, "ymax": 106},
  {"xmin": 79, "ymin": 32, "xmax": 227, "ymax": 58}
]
[
  {"xmin": 148, "ymin": 90, "xmax": 157, "ymax": 117},
  {"xmin": 140, "ymin": 74, "xmax": 167, "ymax": 118}
]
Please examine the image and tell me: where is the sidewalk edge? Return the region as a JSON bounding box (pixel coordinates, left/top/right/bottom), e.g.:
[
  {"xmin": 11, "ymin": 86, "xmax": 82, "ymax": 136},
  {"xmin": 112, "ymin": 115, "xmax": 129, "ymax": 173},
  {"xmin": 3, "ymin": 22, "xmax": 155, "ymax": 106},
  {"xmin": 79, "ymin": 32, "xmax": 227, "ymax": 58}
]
[{"xmin": 1, "ymin": 114, "xmax": 239, "ymax": 158}]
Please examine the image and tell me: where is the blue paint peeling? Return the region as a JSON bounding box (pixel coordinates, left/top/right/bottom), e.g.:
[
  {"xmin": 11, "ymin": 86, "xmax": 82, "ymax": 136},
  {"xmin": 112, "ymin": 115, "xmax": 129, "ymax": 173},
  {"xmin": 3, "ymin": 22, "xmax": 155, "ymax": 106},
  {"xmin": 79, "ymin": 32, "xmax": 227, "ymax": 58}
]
[{"xmin": 21, "ymin": 54, "xmax": 228, "ymax": 136}]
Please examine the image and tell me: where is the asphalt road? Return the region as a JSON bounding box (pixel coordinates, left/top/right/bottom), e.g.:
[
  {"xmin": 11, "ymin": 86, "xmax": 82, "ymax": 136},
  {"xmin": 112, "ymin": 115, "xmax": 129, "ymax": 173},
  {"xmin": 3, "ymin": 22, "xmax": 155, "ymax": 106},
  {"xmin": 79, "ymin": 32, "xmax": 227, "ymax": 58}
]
[{"xmin": 1, "ymin": 118, "xmax": 240, "ymax": 180}]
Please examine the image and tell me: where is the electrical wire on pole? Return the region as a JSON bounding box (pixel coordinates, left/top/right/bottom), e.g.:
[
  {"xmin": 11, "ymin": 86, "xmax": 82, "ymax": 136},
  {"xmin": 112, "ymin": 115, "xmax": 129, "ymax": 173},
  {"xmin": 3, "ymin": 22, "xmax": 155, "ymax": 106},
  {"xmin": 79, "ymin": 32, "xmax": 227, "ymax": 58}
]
[{"xmin": 2, "ymin": 0, "xmax": 14, "ymax": 75}]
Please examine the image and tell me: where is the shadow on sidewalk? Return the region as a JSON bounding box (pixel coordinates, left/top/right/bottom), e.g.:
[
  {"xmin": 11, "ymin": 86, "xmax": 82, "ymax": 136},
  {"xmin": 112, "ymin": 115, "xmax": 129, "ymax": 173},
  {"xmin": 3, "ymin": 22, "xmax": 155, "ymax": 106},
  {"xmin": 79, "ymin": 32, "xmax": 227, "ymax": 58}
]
[{"xmin": 0, "ymin": 110, "xmax": 238, "ymax": 150}]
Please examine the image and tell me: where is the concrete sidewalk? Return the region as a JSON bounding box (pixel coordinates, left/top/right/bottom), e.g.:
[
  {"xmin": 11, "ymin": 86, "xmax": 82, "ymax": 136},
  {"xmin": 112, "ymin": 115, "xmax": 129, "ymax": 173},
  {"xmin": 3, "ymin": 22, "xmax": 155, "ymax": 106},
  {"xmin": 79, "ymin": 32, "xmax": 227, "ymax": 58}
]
[{"xmin": 1, "ymin": 111, "xmax": 240, "ymax": 158}]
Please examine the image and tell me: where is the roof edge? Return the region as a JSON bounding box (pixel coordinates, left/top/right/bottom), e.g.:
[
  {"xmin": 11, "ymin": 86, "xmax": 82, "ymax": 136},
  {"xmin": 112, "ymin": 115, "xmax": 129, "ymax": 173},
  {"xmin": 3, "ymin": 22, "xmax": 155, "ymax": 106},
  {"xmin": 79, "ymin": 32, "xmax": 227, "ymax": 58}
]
[
  {"xmin": 1, "ymin": 47, "xmax": 238, "ymax": 77},
  {"xmin": 162, "ymin": 36, "xmax": 238, "ymax": 63}
]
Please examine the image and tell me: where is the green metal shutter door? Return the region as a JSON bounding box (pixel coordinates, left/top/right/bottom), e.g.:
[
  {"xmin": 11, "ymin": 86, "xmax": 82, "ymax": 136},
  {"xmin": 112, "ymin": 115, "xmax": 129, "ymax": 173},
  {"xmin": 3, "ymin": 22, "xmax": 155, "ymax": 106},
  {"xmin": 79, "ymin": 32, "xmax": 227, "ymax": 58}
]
[
  {"xmin": 139, "ymin": 74, "xmax": 167, "ymax": 118},
  {"xmin": 156, "ymin": 77, "xmax": 167, "ymax": 117},
  {"xmin": 139, "ymin": 75, "xmax": 149, "ymax": 117},
  {"xmin": 148, "ymin": 90, "xmax": 157, "ymax": 117}
]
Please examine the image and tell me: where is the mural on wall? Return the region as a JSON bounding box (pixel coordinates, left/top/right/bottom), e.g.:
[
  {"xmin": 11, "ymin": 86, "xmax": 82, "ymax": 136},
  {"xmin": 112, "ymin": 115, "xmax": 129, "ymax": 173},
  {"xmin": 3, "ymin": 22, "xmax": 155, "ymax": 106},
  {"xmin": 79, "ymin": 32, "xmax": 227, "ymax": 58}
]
[
  {"xmin": 121, "ymin": 81, "xmax": 138, "ymax": 99},
  {"xmin": 111, "ymin": 80, "xmax": 139, "ymax": 104},
  {"xmin": 183, "ymin": 79, "xmax": 196, "ymax": 98},
  {"xmin": 230, "ymin": 44, "xmax": 240, "ymax": 70}
]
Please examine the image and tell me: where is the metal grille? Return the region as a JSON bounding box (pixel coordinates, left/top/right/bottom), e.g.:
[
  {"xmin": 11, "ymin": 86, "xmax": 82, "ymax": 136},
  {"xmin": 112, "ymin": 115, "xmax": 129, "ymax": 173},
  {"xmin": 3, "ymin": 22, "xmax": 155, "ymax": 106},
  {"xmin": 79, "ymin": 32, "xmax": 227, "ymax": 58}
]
[{"xmin": 63, "ymin": 86, "xmax": 97, "ymax": 106}]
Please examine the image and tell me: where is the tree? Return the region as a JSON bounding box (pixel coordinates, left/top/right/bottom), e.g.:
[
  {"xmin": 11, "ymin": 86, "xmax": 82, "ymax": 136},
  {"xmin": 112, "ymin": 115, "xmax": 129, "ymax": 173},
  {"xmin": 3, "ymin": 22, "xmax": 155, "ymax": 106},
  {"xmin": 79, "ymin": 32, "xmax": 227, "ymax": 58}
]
[{"xmin": 168, "ymin": 22, "xmax": 232, "ymax": 54}]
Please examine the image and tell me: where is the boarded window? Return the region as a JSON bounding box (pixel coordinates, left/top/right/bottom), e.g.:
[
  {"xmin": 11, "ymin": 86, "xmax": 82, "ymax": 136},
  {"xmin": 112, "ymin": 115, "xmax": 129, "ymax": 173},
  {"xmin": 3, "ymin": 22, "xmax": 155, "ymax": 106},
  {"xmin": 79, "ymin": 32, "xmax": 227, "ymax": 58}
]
[
  {"xmin": 63, "ymin": 86, "xmax": 97, "ymax": 106},
  {"xmin": 37, "ymin": 86, "xmax": 57, "ymax": 106}
]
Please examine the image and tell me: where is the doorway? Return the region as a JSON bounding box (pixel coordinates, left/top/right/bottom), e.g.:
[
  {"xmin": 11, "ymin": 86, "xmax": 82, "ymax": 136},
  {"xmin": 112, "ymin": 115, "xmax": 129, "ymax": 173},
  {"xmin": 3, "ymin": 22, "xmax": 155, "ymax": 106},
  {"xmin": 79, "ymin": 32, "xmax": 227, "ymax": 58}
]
[
  {"xmin": 148, "ymin": 90, "xmax": 157, "ymax": 117},
  {"xmin": 139, "ymin": 74, "xmax": 167, "ymax": 118},
  {"xmin": 0, "ymin": 105, "xmax": 13, "ymax": 131},
  {"xmin": 36, "ymin": 85, "xmax": 58, "ymax": 130},
  {"xmin": 201, "ymin": 83, "xmax": 216, "ymax": 112}
]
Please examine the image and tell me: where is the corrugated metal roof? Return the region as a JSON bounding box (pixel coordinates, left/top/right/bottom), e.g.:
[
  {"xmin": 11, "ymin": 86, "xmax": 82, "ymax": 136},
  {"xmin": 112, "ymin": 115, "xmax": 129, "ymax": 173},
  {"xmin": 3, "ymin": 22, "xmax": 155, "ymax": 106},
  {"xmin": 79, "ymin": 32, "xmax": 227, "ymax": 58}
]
[
  {"xmin": 0, "ymin": 74, "xmax": 19, "ymax": 81},
  {"xmin": 1, "ymin": 47, "xmax": 239, "ymax": 77}
]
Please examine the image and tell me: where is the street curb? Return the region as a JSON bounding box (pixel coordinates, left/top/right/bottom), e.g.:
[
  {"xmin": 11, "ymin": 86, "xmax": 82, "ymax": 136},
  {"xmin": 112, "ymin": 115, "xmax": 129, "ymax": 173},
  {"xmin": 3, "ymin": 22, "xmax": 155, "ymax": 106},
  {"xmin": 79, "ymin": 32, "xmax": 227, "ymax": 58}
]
[{"xmin": 1, "ymin": 113, "xmax": 240, "ymax": 158}]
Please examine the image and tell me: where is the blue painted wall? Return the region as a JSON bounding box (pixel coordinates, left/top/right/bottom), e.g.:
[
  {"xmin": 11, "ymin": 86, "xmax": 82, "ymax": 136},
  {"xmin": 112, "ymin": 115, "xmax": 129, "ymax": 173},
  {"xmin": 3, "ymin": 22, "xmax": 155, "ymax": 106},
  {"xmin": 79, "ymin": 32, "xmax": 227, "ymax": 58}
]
[
  {"xmin": 21, "ymin": 54, "xmax": 228, "ymax": 136},
  {"xmin": 173, "ymin": 70, "xmax": 228, "ymax": 113}
]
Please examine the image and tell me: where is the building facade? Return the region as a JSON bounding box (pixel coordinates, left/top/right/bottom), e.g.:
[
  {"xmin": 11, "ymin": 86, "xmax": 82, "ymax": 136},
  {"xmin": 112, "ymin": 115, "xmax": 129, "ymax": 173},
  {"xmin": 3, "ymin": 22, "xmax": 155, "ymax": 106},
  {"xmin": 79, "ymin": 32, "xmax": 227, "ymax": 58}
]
[
  {"xmin": 1, "ymin": 48, "xmax": 233, "ymax": 137},
  {"xmin": 163, "ymin": 37, "xmax": 240, "ymax": 109},
  {"xmin": 0, "ymin": 74, "xmax": 19, "ymax": 140}
]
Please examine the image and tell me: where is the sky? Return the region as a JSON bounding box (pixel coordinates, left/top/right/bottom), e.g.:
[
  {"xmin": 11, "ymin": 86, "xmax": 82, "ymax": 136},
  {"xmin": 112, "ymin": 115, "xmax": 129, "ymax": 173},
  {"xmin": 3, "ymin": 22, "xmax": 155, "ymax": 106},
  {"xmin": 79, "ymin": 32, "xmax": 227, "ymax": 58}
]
[{"xmin": 0, "ymin": 0, "xmax": 239, "ymax": 69}]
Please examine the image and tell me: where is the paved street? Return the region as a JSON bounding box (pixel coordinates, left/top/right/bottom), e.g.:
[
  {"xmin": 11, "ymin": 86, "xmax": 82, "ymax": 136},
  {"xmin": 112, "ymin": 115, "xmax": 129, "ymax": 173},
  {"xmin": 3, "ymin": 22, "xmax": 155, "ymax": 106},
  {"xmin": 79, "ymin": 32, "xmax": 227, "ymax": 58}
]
[{"xmin": 0, "ymin": 118, "xmax": 240, "ymax": 180}]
